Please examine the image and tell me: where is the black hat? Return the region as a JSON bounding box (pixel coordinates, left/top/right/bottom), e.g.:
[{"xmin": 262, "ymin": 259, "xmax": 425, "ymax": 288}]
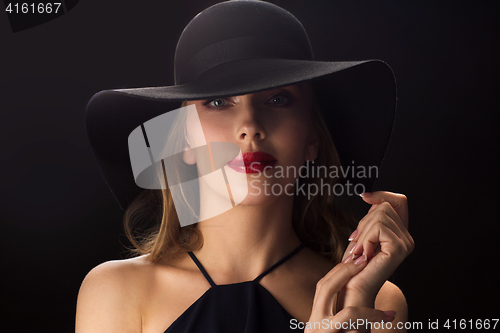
[{"xmin": 86, "ymin": 0, "xmax": 396, "ymax": 211}]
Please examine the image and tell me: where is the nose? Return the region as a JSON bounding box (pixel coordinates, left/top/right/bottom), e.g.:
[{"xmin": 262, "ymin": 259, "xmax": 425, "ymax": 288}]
[{"xmin": 236, "ymin": 103, "xmax": 266, "ymax": 142}]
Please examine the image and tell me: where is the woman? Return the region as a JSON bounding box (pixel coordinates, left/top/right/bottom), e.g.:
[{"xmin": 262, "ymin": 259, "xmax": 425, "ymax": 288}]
[{"xmin": 77, "ymin": 1, "xmax": 414, "ymax": 332}]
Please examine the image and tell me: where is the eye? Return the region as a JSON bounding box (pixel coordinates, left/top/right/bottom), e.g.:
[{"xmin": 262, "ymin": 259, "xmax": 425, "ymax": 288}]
[
  {"xmin": 266, "ymin": 94, "xmax": 292, "ymax": 105},
  {"xmin": 204, "ymin": 98, "xmax": 229, "ymax": 108}
]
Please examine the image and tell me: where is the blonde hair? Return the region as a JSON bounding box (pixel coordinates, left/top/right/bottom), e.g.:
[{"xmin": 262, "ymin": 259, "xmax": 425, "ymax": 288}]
[{"xmin": 123, "ymin": 86, "xmax": 355, "ymax": 264}]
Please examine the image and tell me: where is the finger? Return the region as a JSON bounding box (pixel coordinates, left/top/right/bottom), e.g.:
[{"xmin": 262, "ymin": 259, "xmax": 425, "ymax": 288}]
[
  {"xmin": 373, "ymin": 203, "xmax": 414, "ymax": 253},
  {"xmin": 311, "ymin": 259, "xmax": 368, "ymax": 319},
  {"xmin": 375, "ymin": 202, "xmax": 414, "ymax": 253},
  {"xmin": 368, "ymin": 203, "xmax": 380, "ymax": 213},
  {"xmin": 332, "ymin": 307, "xmax": 397, "ymax": 333},
  {"xmin": 360, "ymin": 191, "xmax": 409, "ymax": 229},
  {"xmin": 342, "ymin": 240, "xmax": 357, "ymax": 262},
  {"xmin": 344, "ymin": 203, "xmax": 399, "ymax": 262},
  {"xmin": 353, "ymin": 201, "xmax": 401, "ymax": 243},
  {"xmin": 350, "ymin": 210, "xmax": 412, "ymax": 262},
  {"xmin": 352, "ymin": 221, "xmax": 409, "ymax": 263},
  {"xmin": 363, "ymin": 208, "xmax": 407, "ymax": 247},
  {"xmin": 343, "ymin": 228, "xmax": 361, "ymax": 262},
  {"xmin": 353, "ymin": 200, "xmax": 413, "ymax": 256}
]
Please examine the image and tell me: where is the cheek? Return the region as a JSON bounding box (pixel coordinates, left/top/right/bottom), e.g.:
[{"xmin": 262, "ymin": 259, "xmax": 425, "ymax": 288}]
[
  {"xmin": 185, "ymin": 106, "xmax": 206, "ymax": 146},
  {"xmin": 195, "ymin": 107, "xmax": 235, "ymax": 144},
  {"xmin": 200, "ymin": 120, "xmax": 233, "ymax": 143},
  {"xmin": 186, "ymin": 111, "xmax": 234, "ymax": 147},
  {"xmin": 273, "ymin": 114, "xmax": 312, "ymax": 150}
]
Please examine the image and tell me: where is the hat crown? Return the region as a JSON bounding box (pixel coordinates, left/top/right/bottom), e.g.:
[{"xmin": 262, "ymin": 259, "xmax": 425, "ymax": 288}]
[{"xmin": 174, "ymin": 0, "xmax": 314, "ymax": 85}]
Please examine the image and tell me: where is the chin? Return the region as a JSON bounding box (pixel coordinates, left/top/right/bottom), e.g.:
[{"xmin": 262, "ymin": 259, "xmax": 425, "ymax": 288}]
[
  {"xmin": 198, "ymin": 173, "xmax": 295, "ymax": 214},
  {"xmin": 238, "ymin": 178, "xmax": 295, "ymax": 206}
]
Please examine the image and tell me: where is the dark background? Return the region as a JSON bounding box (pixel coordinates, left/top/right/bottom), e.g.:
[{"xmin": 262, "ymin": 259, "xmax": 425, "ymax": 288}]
[{"xmin": 1, "ymin": 0, "xmax": 498, "ymax": 332}]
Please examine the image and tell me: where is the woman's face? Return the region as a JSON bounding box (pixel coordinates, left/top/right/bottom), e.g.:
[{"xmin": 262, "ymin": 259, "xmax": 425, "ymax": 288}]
[{"xmin": 184, "ymin": 82, "xmax": 318, "ymax": 208}]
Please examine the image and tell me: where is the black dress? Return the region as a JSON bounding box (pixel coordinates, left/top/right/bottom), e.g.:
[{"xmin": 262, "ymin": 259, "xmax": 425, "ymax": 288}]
[{"xmin": 163, "ymin": 243, "xmax": 306, "ymax": 333}]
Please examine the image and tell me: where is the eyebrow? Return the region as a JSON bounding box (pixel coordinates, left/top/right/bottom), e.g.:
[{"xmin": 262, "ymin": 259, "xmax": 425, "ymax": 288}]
[{"xmin": 198, "ymin": 86, "xmax": 300, "ymax": 104}]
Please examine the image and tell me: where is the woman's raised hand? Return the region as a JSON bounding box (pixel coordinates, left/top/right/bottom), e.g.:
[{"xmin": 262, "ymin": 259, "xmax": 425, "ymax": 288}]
[
  {"xmin": 305, "ymin": 257, "xmax": 397, "ymax": 333},
  {"xmin": 305, "ymin": 191, "xmax": 412, "ymax": 332},
  {"xmin": 340, "ymin": 191, "xmax": 414, "ymax": 309}
]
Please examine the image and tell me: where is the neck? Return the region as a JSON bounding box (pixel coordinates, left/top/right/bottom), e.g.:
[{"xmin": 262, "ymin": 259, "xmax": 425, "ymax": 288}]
[{"xmin": 194, "ymin": 192, "xmax": 302, "ymax": 284}]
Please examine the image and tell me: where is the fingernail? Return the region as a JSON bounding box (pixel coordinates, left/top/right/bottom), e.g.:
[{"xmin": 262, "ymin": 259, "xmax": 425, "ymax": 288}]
[
  {"xmin": 343, "ymin": 254, "xmax": 354, "ymax": 263},
  {"xmin": 383, "ymin": 311, "xmax": 397, "ymax": 317},
  {"xmin": 348, "ymin": 229, "xmax": 358, "ymax": 241},
  {"xmin": 359, "ymin": 192, "xmax": 372, "ymax": 198},
  {"xmin": 349, "ymin": 243, "xmax": 357, "ymax": 254},
  {"xmin": 354, "ymin": 254, "xmax": 367, "ymax": 265}
]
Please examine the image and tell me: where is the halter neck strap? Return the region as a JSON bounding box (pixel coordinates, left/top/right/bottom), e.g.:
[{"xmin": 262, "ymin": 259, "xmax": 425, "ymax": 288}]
[{"xmin": 187, "ymin": 243, "xmax": 306, "ymax": 286}]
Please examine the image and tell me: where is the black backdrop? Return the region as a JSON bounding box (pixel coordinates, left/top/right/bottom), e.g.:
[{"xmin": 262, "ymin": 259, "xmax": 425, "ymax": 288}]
[{"xmin": 1, "ymin": 1, "xmax": 498, "ymax": 332}]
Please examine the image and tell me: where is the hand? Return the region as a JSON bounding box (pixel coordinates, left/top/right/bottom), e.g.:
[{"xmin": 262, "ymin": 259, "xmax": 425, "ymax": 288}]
[
  {"xmin": 305, "ymin": 257, "xmax": 397, "ymax": 333},
  {"xmin": 339, "ymin": 191, "xmax": 414, "ymax": 309}
]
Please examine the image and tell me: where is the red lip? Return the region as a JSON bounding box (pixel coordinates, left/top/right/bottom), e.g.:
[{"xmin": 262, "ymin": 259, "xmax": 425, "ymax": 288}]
[{"xmin": 227, "ymin": 151, "xmax": 277, "ymax": 173}]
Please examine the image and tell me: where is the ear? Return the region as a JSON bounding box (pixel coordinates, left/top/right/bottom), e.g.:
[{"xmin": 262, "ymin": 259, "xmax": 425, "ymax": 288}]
[
  {"xmin": 182, "ymin": 146, "xmax": 197, "ymax": 165},
  {"xmin": 305, "ymin": 133, "xmax": 319, "ymax": 161}
]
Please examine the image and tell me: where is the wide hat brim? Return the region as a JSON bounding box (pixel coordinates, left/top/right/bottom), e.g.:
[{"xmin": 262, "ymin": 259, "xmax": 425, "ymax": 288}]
[{"xmin": 86, "ymin": 58, "xmax": 396, "ymax": 210}]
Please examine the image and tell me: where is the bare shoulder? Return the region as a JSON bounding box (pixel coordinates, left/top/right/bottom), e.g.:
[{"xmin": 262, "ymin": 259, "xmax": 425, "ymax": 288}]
[
  {"xmin": 75, "ymin": 255, "xmax": 153, "ymax": 333},
  {"xmin": 76, "ymin": 252, "xmax": 209, "ymax": 333},
  {"xmin": 375, "ymin": 281, "xmax": 409, "ymax": 325}
]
